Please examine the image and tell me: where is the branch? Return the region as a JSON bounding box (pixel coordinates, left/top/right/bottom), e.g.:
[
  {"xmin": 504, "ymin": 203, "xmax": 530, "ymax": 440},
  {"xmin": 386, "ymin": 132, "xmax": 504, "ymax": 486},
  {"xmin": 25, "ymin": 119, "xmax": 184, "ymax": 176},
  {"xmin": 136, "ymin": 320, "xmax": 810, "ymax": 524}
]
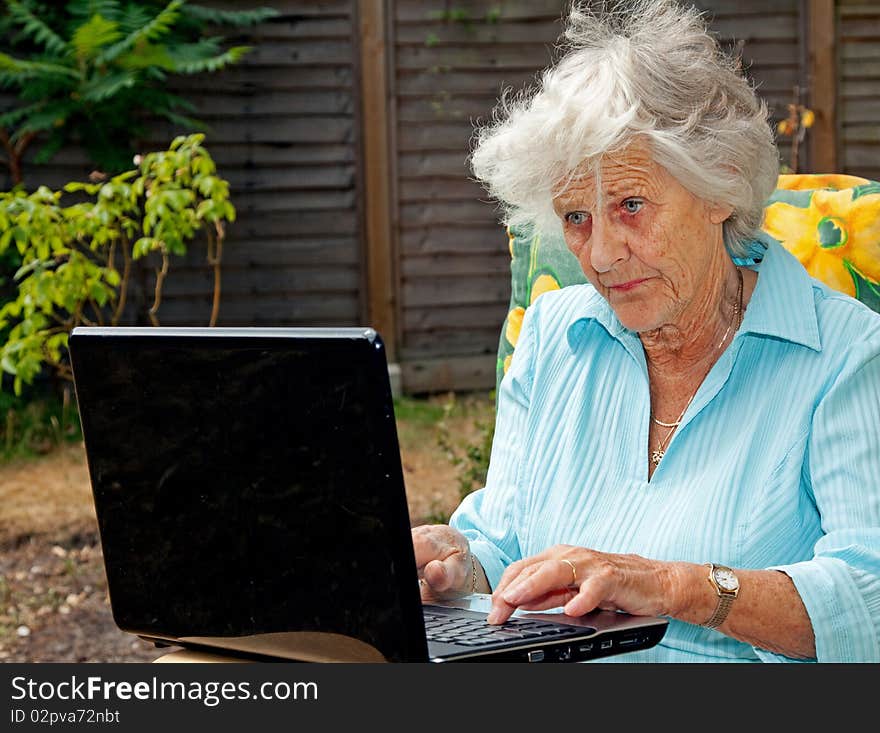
[
  {"xmin": 111, "ymin": 236, "xmax": 132, "ymax": 326},
  {"xmin": 148, "ymin": 250, "xmax": 170, "ymax": 327},
  {"xmin": 206, "ymin": 223, "xmax": 223, "ymax": 327},
  {"xmin": 54, "ymin": 362, "xmax": 73, "ymax": 381},
  {"xmin": 13, "ymin": 129, "xmax": 38, "ymax": 156},
  {"xmin": 0, "ymin": 126, "xmax": 22, "ymax": 184},
  {"xmin": 88, "ymin": 298, "xmax": 106, "ymax": 327}
]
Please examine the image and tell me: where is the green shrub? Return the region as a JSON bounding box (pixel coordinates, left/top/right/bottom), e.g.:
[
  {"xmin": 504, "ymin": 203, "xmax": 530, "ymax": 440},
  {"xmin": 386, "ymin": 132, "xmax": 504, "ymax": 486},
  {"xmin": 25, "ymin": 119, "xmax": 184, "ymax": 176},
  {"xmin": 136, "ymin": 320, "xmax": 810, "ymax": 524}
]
[
  {"xmin": 0, "ymin": 0, "xmax": 279, "ymax": 182},
  {"xmin": 0, "ymin": 133, "xmax": 234, "ymax": 394},
  {"xmin": 436, "ymin": 391, "xmax": 496, "ymax": 506}
]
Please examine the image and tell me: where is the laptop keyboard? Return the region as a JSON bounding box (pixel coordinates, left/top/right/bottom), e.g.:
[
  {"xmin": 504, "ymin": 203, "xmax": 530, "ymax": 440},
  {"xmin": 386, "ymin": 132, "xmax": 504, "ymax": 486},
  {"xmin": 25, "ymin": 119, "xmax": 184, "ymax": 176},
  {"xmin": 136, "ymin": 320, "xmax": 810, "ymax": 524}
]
[{"xmin": 423, "ymin": 611, "xmax": 588, "ymax": 647}]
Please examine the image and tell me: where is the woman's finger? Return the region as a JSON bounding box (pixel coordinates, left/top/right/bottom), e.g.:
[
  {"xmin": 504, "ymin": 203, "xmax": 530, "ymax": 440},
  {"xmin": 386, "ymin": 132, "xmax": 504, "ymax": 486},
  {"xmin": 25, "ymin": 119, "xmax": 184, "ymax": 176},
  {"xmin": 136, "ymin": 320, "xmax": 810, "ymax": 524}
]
[
  {"xmin": 501, "ymin": 558, "xmax": 579, "ymax": 606},
  {"xmin": 486, "ymin": 598, "xmax": 518, "ymax": 625},
  {"xmin": 492, "ymin": 558, "xmax": 528, "ymax": 596},
  {"xmin": 563, "ymin": 579, "xmax": 607, "ymax": 617},
  {"xmin": 513, "ymin": 588, "xmax": 577, "ymax": 612},
  {"xmin": 411, "ymin": 525, "xmax": 452, "ymax": 570},
  {"xmin": 423, "ymin": 557, "xmax": 458, "ymax": 592},
  {"xmin": 488, "ymin": 560, "xmax": 575, "ymax": 623},
  {"xmin": 493, "ymin": 555, "xmax": 548, "ymax": 598}
]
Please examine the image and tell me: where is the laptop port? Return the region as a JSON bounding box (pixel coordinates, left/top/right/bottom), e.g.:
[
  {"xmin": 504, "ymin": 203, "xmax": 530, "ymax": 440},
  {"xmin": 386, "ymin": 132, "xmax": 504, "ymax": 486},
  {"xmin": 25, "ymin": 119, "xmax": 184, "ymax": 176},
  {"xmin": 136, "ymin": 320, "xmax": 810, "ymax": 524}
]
[
  {"xmin": 577, "ymin": 643, "xmax": 594, "ymax": 653},
  {"xmin": 618, "ymin": 634, "xmax": 641, "ymax": 647},
  {"xmin": 557, "ymin": 646, "xmax": 572, "ymax": 661},
  {"xmin": 527, "ymin": 650, "xmax": 545, "ymax": 663},
  {"xmin": 600, "ymin": 639, "xmax": 613, "ymax": 650}
]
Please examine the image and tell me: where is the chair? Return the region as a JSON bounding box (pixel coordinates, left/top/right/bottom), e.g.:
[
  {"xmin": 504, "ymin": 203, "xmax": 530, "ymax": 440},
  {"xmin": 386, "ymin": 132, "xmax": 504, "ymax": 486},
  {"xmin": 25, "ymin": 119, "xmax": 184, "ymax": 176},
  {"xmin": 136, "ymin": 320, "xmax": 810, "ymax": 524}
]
[{"xmin": 496, "ymin": 173, "xmax": 880, "ymax": 390}]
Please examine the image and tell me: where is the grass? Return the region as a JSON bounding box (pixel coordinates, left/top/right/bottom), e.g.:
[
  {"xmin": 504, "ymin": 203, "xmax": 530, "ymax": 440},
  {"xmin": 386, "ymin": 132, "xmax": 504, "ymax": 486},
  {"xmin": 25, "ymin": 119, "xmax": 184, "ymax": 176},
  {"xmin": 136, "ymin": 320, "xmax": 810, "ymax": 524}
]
[
  {"xmin": 393, "ymin": 395, "xmax": 448, "ymax": 425},
  {"xmin": 0, "ymin": 380, "xmax": 82, "ymax": 462},
  {"xmin": 394, "ymin": 392, "xmax": 496, "ymax": 524}
]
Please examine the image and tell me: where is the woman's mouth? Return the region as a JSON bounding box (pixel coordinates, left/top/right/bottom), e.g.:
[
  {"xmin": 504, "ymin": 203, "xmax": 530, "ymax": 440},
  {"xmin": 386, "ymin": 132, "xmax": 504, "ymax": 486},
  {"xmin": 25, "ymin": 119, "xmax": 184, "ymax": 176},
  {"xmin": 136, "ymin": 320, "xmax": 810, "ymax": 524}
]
[{"xmin": 608, "ymin": 278, "xmax": 647, "ymax": 292}]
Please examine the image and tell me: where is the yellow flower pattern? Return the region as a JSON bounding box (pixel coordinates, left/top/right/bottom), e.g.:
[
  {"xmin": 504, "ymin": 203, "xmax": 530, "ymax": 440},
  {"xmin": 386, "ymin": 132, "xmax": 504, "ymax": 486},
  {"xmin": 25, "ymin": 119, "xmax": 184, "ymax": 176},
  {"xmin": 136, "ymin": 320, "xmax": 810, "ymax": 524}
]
[
  {"xmin": 530, "ymin": 273, "xmax": 561, "ymax": 304},
  {"xmin": 502, "ymin": 273, "xmax": 562, "ymax": 374},
  {"xmin": 763, "ymin": 184, "xmax": 880, "ymax": 298},
  {"xmin": 505, "ymin": 306, "xmax": 525, "ymax": 349},
  {"xmin": 776, "ymin": 173, "xmax": 869, "ymax": 192}
]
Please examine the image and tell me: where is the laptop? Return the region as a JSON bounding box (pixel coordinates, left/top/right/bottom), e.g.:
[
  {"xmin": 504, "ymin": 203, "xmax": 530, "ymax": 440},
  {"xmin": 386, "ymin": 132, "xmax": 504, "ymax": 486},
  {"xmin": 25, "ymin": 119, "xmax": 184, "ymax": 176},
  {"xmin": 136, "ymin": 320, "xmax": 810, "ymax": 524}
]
[{"xmin": 68, "ymin": 326, "xmax": 668, "ymax": 663}]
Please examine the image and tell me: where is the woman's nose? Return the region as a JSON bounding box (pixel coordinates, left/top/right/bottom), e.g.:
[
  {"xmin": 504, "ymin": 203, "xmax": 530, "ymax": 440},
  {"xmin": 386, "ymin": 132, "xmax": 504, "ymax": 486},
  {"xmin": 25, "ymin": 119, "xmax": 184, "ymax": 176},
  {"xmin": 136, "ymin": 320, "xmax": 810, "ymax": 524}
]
[{"xmin": 588, "ymin": 218, "xmax": 628, "ymax": 273}]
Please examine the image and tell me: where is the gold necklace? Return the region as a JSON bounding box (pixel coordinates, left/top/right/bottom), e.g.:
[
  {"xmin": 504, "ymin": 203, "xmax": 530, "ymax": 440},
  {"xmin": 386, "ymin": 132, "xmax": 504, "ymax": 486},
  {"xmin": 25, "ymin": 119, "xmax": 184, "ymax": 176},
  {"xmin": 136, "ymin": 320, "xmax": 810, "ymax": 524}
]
[{"xmin": 650, "ymin": 269, "xmax": 743, "ymax": 466}]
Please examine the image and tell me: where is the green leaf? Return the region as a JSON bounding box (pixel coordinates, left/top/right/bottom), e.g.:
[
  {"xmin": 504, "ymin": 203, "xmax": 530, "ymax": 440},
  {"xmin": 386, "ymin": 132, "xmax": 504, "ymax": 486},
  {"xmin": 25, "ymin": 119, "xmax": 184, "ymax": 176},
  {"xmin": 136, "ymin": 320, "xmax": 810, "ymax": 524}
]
[
  {"xmin": 63, "ymin": 181, "xmax": 102, "ymax": 195},
  {"xmin": 5, "ymin": 0, "xmax": 69, "ymax": 56},
  {"xmin": 115, "ymin": 43, "xmax": 177, "ymax": 72},
  {"xmin": 0, "ymin": 52, "xmax": 79, "ymax": 81},
  {"xmin": 90, "ymin": 280, "xmax": 109, "ymax": 305},
  {"xmin": 80, "ymin": 70, "xmax": 137, "ymax": 102},
  {"xmin": 132, "ymin": 237, "xmax": 154, "ymax": 259},
  {"xmin": 844, "ymin": 261, "xmax": 880, "ymax": 315},
  {"xmin": 72, "ymin": 14, "xmax": 123, "ymax": 61},
  {"xmin": 852, "ymin": 182, "xmax": 880, "ymax": 200},
  {"xmin": 173, "ymin": 45, "xmax": 251, "ymax": 74},
  {"xmin": 1, "ymin": 353, "xmax": 17, "ymax": 376},
  {"xmin": 12, "ymin": 104, "xmax": 70, "ymax": 138},
  {"xmin": 95, "ymin": 0, "xmax": 185, "ymax": 65},
  {"xmin": 0, "ymin": 101, "xmax": 47, "ymax": 129},
  {"xmin": 0, "ymin": 228, "xmax": 14, "ymax": 253}
]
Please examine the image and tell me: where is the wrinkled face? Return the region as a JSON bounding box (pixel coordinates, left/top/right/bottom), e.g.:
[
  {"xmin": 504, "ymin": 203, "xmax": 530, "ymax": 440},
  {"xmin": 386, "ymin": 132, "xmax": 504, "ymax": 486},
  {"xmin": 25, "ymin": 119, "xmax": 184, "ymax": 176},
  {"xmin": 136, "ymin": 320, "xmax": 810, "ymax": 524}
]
[{"xmin": 552, "ymin": 144, "xmax": 731, "ymax": 333}]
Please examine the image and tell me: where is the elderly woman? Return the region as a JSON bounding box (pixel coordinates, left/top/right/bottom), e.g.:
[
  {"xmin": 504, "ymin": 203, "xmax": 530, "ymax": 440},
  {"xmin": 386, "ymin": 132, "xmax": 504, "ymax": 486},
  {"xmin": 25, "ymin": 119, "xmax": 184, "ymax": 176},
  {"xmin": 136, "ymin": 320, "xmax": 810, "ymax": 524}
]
[{"xmin": 411, "ymin": 0, "xmax": 880, "ymax": 662}]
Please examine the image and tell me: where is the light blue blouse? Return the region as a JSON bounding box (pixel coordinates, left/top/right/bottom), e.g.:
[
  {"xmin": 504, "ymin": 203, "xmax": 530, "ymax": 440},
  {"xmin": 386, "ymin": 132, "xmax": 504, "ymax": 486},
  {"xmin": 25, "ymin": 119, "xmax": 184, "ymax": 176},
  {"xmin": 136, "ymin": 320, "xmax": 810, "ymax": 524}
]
[{"xmin": 450, "ymin": 240, "xmax": 880, "ymax": 662}]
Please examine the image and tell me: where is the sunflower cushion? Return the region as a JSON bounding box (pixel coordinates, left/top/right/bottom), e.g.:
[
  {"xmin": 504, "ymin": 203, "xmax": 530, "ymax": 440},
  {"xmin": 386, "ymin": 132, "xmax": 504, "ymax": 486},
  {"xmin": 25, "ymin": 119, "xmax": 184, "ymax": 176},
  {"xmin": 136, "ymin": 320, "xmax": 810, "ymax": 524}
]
[{"xmin": 496, "ymin": 173, "xmax": 880, "ymax": 391}]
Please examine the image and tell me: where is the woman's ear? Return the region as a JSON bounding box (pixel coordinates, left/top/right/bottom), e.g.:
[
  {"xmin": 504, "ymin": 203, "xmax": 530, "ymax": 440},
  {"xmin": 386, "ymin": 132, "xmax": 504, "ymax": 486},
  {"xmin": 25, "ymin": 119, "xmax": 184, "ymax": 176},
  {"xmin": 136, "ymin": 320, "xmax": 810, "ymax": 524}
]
[{"xmin": 708, "ymin": 201, "xmax": 734, "ymax": 225}]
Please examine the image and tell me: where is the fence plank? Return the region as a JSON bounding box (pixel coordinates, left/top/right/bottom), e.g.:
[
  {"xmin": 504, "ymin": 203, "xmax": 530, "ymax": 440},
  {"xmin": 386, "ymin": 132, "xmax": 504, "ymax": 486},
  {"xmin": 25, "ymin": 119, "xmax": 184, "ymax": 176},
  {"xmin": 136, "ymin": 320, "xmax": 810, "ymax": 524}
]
[
  {"xmin": 402, "ymin": 275, "xmax": 511, "ymax": 308},
  {"xmin": 160, "ymin": 266, "xmax": 360, "ymax": 298},
  {"xmin": 401, "ymin": 355, "xmax": 497, "ymax": 394},
  {"xmin": 150, "ymin": 117, "xmax": 355, "ymax": 145},
  {"xmin": 220, "ymin": 237, "xmax": 361, "ymax": 267},
  {"xmin": 400, "ymin": 225, "xmax": 519, "ymax": 256},
  {"xmin": 171, "ymin": 66, "xmax": 355, "ymax": 91},
  {"xmin": 156, "ymin": 293, "xmax": 361, "ymax": 326},
  {"xmin": 184, "ymin": 90, "xmax": 355, "ymax": 116},
  {"xmin": 401, "ymin": 252, "xmax": 511, "ymax": 278}
]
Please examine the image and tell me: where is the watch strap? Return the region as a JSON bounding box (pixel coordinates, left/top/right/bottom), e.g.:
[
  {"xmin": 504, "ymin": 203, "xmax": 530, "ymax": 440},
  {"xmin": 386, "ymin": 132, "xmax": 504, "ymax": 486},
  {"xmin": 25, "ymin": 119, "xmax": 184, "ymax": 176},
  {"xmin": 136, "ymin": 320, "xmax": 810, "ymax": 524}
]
[{"xmin": 703, "ymin": 591, "xmax": 736, "ymax": 629}]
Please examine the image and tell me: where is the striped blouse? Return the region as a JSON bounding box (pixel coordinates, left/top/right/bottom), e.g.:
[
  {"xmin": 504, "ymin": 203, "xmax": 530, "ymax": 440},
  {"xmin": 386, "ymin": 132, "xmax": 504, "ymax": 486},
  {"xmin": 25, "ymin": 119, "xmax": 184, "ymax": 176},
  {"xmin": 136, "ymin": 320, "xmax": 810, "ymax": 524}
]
[{"xmin": 450, "ymin": 240, "xmax": 880, "ymax": 662}]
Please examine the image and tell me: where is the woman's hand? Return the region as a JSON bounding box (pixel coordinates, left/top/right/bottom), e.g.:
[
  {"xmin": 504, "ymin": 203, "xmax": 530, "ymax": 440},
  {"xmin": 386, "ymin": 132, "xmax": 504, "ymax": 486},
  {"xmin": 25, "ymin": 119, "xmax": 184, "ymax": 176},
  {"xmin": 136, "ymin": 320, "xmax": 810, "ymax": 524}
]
[
  {"xmin": 411, "ymin": 524, "xmax": 481, "ymax": 601},
  {"xmin": 487, "ymin": 545, "xmax": 676, "ymax": 624}
]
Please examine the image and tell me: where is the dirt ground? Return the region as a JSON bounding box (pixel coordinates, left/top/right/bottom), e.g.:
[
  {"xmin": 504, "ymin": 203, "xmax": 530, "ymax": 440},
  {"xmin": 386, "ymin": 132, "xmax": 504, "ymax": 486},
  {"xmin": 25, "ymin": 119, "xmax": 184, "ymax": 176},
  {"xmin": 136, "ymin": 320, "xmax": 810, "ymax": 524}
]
[{"xmin": 0, "ymin": 393, "xmax": 493, "ymax": 663}]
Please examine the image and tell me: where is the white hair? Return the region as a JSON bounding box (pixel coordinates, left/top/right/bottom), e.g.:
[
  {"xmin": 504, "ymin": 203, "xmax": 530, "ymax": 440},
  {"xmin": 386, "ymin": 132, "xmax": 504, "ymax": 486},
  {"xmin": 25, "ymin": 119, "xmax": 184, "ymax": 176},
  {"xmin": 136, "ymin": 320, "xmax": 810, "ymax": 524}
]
[{"xmin": 469, "ymin": 0, "xmax": 779, "ymax": 257}]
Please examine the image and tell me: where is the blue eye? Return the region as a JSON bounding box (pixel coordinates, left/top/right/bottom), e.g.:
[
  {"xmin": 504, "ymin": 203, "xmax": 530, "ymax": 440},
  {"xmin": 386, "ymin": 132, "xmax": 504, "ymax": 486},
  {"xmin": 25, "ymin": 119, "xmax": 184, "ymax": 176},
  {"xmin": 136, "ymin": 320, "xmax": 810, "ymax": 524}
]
[
  {"xmin": 565, "ymin": 212, "xmax": 590, "ymax": 226},
  {"xmin": 622, "ymin": 198, "xmax": 643, "ymax": 214}
]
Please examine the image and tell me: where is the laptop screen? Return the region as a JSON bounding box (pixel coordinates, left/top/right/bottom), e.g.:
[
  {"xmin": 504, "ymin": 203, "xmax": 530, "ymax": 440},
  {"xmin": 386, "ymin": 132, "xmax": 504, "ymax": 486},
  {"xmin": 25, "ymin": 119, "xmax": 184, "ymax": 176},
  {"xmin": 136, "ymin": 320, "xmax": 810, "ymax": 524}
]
[{"xmin": 69, "ymin": 327, "xmax": 429, "ymax": 662}]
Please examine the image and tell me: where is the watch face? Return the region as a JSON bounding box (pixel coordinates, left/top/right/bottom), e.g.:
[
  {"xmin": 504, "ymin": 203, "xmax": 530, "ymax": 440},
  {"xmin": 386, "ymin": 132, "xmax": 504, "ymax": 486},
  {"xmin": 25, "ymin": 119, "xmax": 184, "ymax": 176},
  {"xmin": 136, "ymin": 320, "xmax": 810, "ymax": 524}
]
[{"xmin": 713, "ymin": 567, "xmax": 739, "ymax": 591}]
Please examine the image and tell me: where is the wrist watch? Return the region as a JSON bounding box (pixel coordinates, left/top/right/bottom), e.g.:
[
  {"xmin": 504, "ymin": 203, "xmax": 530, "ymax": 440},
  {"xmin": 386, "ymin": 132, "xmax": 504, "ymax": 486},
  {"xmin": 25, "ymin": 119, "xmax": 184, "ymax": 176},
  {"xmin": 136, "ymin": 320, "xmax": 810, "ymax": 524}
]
[{"xmin": 702, "ymin": 563, "xmax": 739, "ymax": 629}]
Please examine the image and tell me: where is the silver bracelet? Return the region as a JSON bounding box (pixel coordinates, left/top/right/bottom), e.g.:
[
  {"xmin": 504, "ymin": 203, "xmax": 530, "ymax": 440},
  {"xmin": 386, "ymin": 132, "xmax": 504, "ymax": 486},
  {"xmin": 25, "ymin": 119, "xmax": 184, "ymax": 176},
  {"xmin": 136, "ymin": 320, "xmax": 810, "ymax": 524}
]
[{"xmin": 469, "ymin": 552, "xmax": 478, "ymax": 593}]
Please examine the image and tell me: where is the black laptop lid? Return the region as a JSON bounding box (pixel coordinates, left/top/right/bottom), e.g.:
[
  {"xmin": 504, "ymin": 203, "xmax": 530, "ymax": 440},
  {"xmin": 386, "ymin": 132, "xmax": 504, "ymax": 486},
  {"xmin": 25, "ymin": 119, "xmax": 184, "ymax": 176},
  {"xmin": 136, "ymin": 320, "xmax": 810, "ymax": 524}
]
[{"xmin": 69, "ymin": 327, "xmax": 429, "ymax": 662}]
